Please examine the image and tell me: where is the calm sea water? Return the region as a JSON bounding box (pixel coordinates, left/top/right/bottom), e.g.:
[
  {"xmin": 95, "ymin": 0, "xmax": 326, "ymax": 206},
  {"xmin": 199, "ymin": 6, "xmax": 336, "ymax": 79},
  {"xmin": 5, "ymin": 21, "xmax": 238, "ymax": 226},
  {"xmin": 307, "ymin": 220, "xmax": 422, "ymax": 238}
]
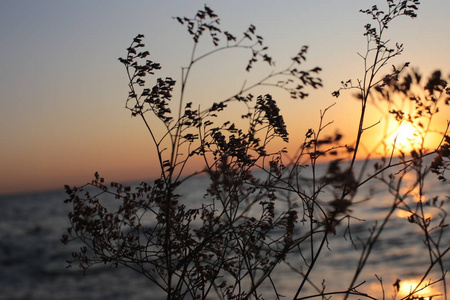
[{"xmin": 0, "ymin": 161, "xmax": 448, "ymax": 299}]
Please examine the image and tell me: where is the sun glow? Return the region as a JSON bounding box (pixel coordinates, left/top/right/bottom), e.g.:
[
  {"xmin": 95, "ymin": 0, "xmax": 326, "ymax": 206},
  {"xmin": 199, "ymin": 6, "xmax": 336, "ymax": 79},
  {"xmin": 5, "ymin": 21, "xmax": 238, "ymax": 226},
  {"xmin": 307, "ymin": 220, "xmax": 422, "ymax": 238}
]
[{"xmin": 387, "ymin": 121, "xmax": 423, "ymax": 153}]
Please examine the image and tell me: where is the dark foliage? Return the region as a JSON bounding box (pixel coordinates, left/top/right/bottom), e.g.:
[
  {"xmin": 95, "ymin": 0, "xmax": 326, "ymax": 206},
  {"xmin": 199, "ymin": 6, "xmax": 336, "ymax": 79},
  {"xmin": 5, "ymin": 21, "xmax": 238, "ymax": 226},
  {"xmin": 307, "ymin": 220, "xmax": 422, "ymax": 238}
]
[{"xmin": 63, "ymin": 2, "xmax": 448, "ymax": 299}]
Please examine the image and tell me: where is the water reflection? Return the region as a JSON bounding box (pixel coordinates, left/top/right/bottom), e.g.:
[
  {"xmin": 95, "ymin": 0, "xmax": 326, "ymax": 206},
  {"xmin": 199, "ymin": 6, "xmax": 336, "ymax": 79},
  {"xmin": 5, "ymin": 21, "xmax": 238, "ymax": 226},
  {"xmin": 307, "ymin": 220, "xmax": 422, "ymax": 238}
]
[
  {"xmin": 368, "ymin": 278, "xmax": 441, "ymax": 299},
  {"xmin": 396, "ymin": 279, "xmax": 440, "ymax": 299},
  {"xmin": 395, "ymin": 208, "xmax": 433, "ymax": 221}
]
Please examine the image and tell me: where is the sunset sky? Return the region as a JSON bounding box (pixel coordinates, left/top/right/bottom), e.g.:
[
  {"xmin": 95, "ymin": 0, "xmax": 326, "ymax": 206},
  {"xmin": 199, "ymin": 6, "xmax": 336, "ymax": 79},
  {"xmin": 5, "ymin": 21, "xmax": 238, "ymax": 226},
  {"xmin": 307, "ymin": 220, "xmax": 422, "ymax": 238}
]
[{"xmin": 1, "ymin": 0, "xmax": 449, "ymax": 195}]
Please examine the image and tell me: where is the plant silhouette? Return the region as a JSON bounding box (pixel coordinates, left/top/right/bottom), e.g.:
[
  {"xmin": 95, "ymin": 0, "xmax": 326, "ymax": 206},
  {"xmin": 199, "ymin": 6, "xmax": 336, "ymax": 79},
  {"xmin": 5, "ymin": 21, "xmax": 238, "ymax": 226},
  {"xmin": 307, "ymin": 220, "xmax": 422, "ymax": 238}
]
[{"xmin": 62, "ymin": 1, "xmax": 449, "ymax": 299}]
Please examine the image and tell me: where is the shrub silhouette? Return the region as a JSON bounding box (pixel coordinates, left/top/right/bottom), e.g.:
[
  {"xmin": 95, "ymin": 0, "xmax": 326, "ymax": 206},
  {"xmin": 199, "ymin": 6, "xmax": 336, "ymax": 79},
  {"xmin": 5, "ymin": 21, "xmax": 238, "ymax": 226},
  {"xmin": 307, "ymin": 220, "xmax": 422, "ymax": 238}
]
[{"xmin": 62, "ymin": 1, "xmax": 449, "ymax": 299}]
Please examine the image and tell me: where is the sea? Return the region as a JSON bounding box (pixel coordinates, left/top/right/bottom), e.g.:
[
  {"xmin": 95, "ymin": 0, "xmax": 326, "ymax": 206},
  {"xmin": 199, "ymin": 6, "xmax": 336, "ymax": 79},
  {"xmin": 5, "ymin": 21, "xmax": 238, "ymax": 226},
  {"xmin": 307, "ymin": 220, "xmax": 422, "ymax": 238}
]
[{"xmin": 1, "ymin": 160, "xmax": 448, "ymax": 299}]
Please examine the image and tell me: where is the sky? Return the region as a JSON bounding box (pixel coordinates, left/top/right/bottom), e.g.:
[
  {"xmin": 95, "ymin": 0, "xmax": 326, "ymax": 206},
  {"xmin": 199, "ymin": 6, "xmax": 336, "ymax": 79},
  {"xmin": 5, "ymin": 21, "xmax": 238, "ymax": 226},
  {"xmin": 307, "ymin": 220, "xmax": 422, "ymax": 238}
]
[{"xmin": 1, "ymin": 0, "xmax": 449, "ymax": 195}]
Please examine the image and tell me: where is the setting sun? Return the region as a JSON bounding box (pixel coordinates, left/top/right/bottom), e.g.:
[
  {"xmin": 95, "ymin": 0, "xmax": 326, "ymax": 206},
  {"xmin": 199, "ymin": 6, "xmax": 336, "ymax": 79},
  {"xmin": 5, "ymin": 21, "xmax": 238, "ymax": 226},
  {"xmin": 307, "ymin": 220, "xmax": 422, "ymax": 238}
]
[
  {"xmin": 387, "ymin": 121, "xmax": 423, "ymax": 153},
  {"xmin": 1, "ymin": 1, "xmax": 449, "ymax": 300}
]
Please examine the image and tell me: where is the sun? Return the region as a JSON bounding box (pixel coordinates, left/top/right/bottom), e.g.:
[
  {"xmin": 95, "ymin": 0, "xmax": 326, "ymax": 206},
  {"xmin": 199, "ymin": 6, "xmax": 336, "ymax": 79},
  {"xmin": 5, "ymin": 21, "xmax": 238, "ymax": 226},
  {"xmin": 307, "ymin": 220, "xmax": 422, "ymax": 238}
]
[{"xmin": 387, "ymin": 121, "xmax": 423, "ymax": 153}]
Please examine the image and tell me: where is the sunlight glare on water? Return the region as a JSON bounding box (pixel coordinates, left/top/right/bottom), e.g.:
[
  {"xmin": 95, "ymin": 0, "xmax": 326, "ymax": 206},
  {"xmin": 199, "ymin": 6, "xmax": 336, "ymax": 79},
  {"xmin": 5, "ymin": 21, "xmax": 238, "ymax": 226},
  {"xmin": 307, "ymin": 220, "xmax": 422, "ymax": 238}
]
[
  {"xmin": 397, "ymin": 279, "xmax": 442, "ymax": 299},
  {"xmin": 368, "ymin": 278, "xmax": 441, "ymax": 300},
  {"xmin": 1, "ymin": 160, "xmax": 448, "ymax": 299}
]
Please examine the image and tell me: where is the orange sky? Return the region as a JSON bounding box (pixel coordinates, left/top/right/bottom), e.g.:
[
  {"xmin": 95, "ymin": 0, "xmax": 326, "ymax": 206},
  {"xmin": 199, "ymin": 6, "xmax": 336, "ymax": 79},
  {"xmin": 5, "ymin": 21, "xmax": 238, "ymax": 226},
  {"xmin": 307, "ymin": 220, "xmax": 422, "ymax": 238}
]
[{"xmin": 1, "ymin": 0, "xmax": 449, "ymax": 195}]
